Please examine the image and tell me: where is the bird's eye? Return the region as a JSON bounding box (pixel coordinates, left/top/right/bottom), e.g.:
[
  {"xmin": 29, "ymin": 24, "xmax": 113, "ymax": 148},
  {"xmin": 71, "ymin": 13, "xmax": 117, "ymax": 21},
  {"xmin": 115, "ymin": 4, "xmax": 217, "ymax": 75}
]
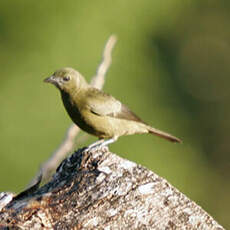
[{"xmin": 63, "ymin": 76, "xmax": 70, "ymax": 82}]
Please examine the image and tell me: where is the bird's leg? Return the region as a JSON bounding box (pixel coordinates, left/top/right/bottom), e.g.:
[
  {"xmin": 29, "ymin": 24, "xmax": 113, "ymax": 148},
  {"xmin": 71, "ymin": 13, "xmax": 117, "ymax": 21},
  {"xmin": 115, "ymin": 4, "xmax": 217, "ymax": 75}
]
[
  {"xmin": 99, "ymin": 137, "xmax": 118, "ymax": 147},
  {"xmin": 86, "ymin": 136, "xmax": 118, "ymax": 151},
  {"xmin": 87, "ymin": 139, "xmax": 105, "ymax": 149}
]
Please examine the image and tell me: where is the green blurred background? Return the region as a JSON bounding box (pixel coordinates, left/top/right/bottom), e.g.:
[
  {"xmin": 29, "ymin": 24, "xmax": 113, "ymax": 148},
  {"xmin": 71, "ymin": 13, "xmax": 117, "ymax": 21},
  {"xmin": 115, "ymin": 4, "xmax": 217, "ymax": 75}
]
[{"xmin": 0, "ymin": 0, "xmax": 229, "ymax": 228}]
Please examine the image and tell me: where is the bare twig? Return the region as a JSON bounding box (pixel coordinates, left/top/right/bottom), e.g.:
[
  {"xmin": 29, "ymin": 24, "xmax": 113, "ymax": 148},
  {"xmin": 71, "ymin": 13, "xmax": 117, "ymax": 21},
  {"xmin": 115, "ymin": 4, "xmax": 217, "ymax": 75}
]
[
  {"xmin": 28, "ymin": 35, "xmax": 117, "ymax": 187},
  {"xmin": 91, "ymin": 34, "xmax": 117, "ymax": 89}
]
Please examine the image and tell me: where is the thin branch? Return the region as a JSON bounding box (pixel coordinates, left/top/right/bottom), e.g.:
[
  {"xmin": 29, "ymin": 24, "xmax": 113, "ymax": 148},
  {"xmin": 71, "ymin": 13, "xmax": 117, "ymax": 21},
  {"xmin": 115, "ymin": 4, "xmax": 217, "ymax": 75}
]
[
  {"xmin": 28, "ymin": 35, "xmax": 117, "ymax": 187},
  {"xmin": 91, "ymin": 34, "xmax": 117, "ymax": 89}
]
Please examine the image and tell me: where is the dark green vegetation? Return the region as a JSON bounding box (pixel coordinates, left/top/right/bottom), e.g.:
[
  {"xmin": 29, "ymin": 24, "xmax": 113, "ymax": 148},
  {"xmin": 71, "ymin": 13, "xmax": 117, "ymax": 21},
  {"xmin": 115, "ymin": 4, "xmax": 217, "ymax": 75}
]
[{"xmin": 0, "ymin": 0, "xmax": 229, "ymax": 228}]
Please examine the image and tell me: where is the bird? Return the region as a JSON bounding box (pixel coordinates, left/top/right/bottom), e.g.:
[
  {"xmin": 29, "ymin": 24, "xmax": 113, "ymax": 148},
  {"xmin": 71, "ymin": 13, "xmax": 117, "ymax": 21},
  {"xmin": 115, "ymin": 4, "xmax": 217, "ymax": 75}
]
[{"xmin": 44, "ymin": 67, "xmax": 181, "ymax": 148}]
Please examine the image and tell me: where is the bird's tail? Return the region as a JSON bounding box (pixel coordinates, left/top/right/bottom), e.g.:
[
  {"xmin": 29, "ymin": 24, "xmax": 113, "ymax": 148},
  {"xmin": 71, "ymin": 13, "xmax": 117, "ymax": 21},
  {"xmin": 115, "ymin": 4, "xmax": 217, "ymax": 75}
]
[{"xmin": 148, "ymin": 126, "xmax": 181, "ymax": 143}]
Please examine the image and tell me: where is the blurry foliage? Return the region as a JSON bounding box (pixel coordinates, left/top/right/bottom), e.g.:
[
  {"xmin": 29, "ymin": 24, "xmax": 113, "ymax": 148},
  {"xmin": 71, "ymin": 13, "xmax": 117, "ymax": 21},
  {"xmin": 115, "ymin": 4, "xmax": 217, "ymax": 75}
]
[{"xmin": 0, "ymin": 0, "xmax": 229, "ymax": 228}]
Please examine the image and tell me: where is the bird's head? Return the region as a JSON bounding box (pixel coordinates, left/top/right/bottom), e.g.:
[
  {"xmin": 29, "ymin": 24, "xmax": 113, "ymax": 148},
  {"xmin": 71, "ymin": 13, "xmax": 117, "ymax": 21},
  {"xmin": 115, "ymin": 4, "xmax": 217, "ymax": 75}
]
[{"xmin": 44, "ymin": 67, "xmax": 88, "ymax": 93}]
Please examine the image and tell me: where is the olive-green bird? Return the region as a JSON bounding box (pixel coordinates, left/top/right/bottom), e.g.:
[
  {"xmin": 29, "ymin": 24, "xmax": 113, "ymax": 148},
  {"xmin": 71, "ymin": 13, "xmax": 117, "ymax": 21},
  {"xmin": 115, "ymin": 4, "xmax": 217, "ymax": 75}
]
[{"xmin": 44, "ymin": 67, "xmax": 181, "ymax": 148}]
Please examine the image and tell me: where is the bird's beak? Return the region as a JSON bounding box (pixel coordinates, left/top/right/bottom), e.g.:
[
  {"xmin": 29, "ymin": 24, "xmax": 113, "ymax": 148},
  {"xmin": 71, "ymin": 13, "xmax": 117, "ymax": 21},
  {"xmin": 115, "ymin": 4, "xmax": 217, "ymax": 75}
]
[{"xmin": 44, "ymin": 75, "xmax": 56, "ymax": 84}]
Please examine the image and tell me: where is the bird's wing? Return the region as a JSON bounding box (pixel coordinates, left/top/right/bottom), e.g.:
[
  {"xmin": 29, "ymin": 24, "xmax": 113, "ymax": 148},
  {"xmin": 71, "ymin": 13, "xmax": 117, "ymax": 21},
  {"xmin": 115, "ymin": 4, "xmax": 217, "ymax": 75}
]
[
  {"xmin": 112, "ymin": 104, "xmax": 145, "ymax": 123},
  {"xmin": 85, "ymin": 88, "xmax": 144, "ymax": 123}
]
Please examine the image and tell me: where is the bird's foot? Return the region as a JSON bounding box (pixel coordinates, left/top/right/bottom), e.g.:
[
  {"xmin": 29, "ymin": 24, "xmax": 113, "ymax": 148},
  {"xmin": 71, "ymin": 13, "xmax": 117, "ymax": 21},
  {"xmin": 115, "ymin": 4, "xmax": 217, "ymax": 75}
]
[
  {"xmin": 85, "ymin": 137, "xmax": 118, "ymax": 152},
  {"xmin": 87, "ymin": 139, "xmax": 105, "ymax": 150}
]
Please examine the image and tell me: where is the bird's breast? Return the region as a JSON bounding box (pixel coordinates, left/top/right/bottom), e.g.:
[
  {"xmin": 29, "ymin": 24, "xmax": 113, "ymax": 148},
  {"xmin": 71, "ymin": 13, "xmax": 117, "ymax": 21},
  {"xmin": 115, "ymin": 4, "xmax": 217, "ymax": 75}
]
[{"xmin": 60, "ymin": 91, "xmax": 102, "ymax": 136}]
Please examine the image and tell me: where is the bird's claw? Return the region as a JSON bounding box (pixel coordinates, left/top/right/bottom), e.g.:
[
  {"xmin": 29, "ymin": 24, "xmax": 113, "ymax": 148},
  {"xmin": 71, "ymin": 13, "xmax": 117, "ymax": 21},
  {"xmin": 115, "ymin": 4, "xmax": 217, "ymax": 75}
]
[{"xmin": 84, "ymin": 137, "xmax": 118, "ymax": 152}]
